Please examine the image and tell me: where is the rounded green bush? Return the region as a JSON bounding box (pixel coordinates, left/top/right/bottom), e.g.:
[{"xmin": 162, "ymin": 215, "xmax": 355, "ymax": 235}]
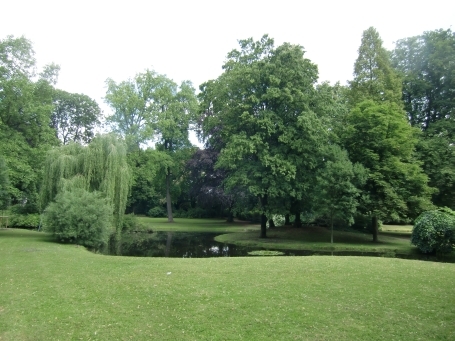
[
  {"xmin": 43, "ymin": 189, "xmax": 113, "ymax": 250},
  {"xmin": 411, "ymin": 210, "xmax": 455, "ymax": 254}
]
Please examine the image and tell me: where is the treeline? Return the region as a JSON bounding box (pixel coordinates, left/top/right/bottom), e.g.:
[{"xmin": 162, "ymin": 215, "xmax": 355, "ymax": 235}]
[{"xmin": 0, "ymin": 27, "xmax": 454, "ymax": 242}]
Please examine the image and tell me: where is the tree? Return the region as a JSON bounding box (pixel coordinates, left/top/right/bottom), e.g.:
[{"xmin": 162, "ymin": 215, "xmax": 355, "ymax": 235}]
[
  {"xmin": 315, "ymin": 145, "xmax": 366, "ymax": 243},
  {"xmin": 0, "ymin": 157, "xmax": 9, "ymax": 211},
  {"xmin": 392, "ymin": 29, "xmax": 455, "ymax": 129},
  {"xmin": 51, "ymin": 89, "xmax": 101, "ymax": 144},
  {"xmin": 0, "ymin": 35, "xmax": 59, "ymax": 206},
  {"xmin": 151, "ymin": 78, "xmax": 198, "ymax": 222},
  {"xmin": 199, "ymin": 35, "xmax": 326, "ymax": 237},
  {"xmin": 104, "ymin": 70, "xmax": 159, "ymax": 150},
  {"xmin": 346, "ymin": 28, "xmax": 433, "ymax": 242},
  {"xmin": 349, "ymin": 27, "xmax": 402, "ymax": 106},
  {"xmin": 105, "ymin": 70, "xmax": 198, "ymax": 222},
  {"xmin": 392, "ymin": 29, "xmax": 455, "ymax": 209},
  {"xmin": 343, "ymin": 100, "xmax": 433, "ymax": 241},
  {"xmin": 40, "ymin": 134, "xmax": 131, "ymax": 237}
]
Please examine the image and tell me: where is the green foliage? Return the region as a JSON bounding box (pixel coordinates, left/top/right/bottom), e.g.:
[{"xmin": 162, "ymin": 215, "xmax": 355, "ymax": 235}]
[
  {"xmin": 392, "ymin": 28, "xmax": 455, "ymax": 129},
  {"xmin": 121, "ymin": 214, "xmax": 150, "ymax": 233},
  {"xmin": 0, "ymin": 35, "xmax": 59, "ymax": 205},
  {"xmin": 147, "ymin": 206, "xmax": 167, "ymax": 218},
  {"xmin": 8, "ymin": 213, "xmax": 40, "ymax": 229},
  {"xmin": 411, "ymin": 209, "xmax": 455, "ymax": 254},
  {"xmin": 40, "ymin": 135, "xmax": 131, "ymax": 232},
  {"xmin": 199, "ymin": 35, "xmax": 327, "ymax": 236},
  {"xmin": 349, "ymin": 27, "xmax": 402, "ymax": 106},
  {"xmin": 343, "ymin": 100, "xmax": 433, "ymax": 222},
  {"xmin": 51, "ymin": 89, "xmax": 101, "ymax": 145},
  {"xmin": 0, "ymin": 156, "xmax": 9, "ymax": 210},
  {"xmin": 43, "ymin": 188, "xmax": 113, "ymax": 249}
]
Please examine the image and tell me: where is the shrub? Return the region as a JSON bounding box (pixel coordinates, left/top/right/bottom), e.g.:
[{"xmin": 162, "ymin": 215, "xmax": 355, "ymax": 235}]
[
  {"xmin": 147, "ymin": 206, "xmax": 166, "ymax": 218},
  {"xmin": 43, "ymin": 189, "xmax": 113, "ymax": 250},
  {"xmin": 121, "ymin": 214, "xmax": 151, "ymax": 233},
  {"xmin": 9, "ymin": 213, "xmax": 40, "ymax": 229},
  {"xmin": 411, "ymin": 209, "xmax": 455, "ymax": 254}
]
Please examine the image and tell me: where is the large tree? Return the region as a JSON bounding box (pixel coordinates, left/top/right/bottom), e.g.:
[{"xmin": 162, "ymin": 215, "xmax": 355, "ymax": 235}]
[
  {"xmin": 343, "ymin": 101, "xmax": 433, "ymax": 241},
  {"xmin": 51, "ymin": 89, "xmax": 101, "ymax": 145},
  {"xmin": 199, "ymin": 35, "xmax": 328, "ymax": 237},
  {"xmin": 0, "ymin": 35, "xmax": 59, "ymax": 206},
  {"xmin": 40, "ymin": 134, "xmax": 131, "ymax": 236},
  {"xmin": 104, "ymin": 70, "xmax": 159, "ymax": 150},
  {"xmin": 349, "ymin": 27, "xmax": 402, "ymax": 106},
  {"xmin": 105, "ymin": 70, "xmax": 198, "ymax": 222},
  {"xmin": 392, "ymin": 28, "xmax": 455, "ymax": 129},
  {"xmin": 346, "ymin": 28, "xmax": 433, "ymax": 241},
  {"xmin": 151, "ymin": 78, "xmax": 198, "ymax": 222},
  {"xmin": 392, "ymin": 29, "xmax": 455, "ymax": 209}
]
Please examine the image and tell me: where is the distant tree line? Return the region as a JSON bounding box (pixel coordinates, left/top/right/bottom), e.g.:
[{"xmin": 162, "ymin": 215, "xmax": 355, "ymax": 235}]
[{"xmin": 0, "ymin": 27, "xmax": 453, "ymax": 243}]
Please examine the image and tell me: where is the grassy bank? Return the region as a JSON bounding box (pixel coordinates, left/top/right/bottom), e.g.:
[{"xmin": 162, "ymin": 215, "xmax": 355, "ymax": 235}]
[
  {"xmin": 215, "ymin": 225, "xmax": 417, "ymax": 255},
  {"xmin": 1, "ymin": 228, "xmax": 455, "ymax": 340}
]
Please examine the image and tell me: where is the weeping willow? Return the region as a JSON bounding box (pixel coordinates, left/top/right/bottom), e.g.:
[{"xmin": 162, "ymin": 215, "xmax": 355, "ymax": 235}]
[{"xmin": 40, "ymin": 134, "xmax": 132, "ymax": 233}]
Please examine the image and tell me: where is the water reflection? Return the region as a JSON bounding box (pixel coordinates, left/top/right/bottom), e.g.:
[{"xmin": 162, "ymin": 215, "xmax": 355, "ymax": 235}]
[{"xmin": 109, "ymin": 231, "xmax": 453, "ymax": 262}]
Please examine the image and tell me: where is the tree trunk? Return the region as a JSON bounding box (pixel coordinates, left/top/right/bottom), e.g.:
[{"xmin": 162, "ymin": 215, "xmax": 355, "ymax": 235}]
[
  {"xmin": 294, "ymin": 212, "xmax": 302, "ymax": 228},
  {"xmin": 269, "ymin": 218, "xmax": 275, "ymax": 228},
  {"xmin": 259, "ymin": 195, "xmax": 268, "ymax": 238},
  {"xmin": 165, "ymin": 168, "xmax": 174, "ymax": 222},
  {"xmin": 226, "ymin": 210, "xmax": 234, "ymax": 223},
  {"xmin": 285, "ymin": 214, "xmax": 290, "ymax": 226},
  {"xmin": 372, "ymin": 215, "xmax": 379, "ymax": 242},
  {"xmin": 260, "ymin": 213, "xmax": 267, "ymax": 238},
  {"xmin": 330, "ymin": 216, "xmax": 334, "ymax": 244}
]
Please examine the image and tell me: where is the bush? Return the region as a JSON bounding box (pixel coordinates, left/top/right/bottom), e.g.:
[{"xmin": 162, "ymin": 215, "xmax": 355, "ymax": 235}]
[
  {"xmin": 9, "ymin": 213, "xmax": 40, "ymax": 229},
  {"xmin": 411, "ymin": 209, "xmax": 455, "ymax": 254},
  {"xmin": 43, "ymin": 189, "xmax": 113, "ymax": 250},
  {"xmin": 147, "ymin": 206, "xmax": 166, "ymax": 218},
  {"xmin": 121, "ymin": 214, "xmax": 151, "ymax": 233}
]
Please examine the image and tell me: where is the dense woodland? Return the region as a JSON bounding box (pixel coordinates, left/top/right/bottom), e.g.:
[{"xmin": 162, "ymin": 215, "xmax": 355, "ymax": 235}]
[{"xmin": 1, "ymin": 27, "xmax": 454, "ymax": 242}]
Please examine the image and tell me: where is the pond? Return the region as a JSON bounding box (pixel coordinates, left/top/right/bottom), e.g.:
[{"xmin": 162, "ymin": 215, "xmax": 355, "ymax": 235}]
[{"xmin": 107, "ymin": 231, "xmax": 451, "ymax": 262}]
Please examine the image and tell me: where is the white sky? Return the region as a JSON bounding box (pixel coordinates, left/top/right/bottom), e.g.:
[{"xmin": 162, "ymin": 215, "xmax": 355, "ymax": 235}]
[{"xmin": 2, "ymin": 0, "xmax": 454, "ymax": 133}]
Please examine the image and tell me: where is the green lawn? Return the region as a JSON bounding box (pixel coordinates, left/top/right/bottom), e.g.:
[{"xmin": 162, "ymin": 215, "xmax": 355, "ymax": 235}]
[
  {"xmin": 1, "ymin": 228, "xmax": 455, "ymax": 340},
  {"xmin": 215, "ymin": 225, "xmax": 418, "ymax": 255},
  {"xmin": 135, "ymin": 217, "xmax": 260, "ymax": 233}
]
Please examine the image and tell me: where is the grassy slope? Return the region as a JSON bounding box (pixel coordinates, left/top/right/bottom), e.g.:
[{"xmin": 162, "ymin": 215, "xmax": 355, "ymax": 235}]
[
  {"xmin": 1, "ymin": 229, "xmax": 455, "ymax": 341},
  {"xmin": 135, "ymin": 217, "xmax": 260, "ymax": 233},
  {"xmin": 215, "ymin": 225, "xmax": 417, "ymax": 254}
]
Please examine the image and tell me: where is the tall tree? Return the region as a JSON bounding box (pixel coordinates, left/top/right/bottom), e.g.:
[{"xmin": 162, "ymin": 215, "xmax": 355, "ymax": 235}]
[
  {"xmin": 315, "ymin": 145, "xmax": 366, "ymax": 243},
  {"xmin": 392, "ymin": 29, "xmax": 455, "ymax": 209},
  {"xmin": 0, "ymin": 35, "xmax": 59, "ymax": 206},
  {"xmin": 51, "ymin": 89, "xmax": 101, "ymax": 144},
  {"xmin": 349, "ymin": 27, "xmax": 402, "ymax": 106},
  {"xmin": 199, "ymin": 35, "xmax": 327, "ymax": 237},
  {"xmin": 343, "ymin": 101, "xmax": 433, "ymax": 241},
  {"xmin": 104, "ymin": 70, "xmax": 159, "ymax": 150},
  {"xmin": 152, "ymin": 78, "xmax": 198, "ymax": 222},
  {"xmin": 392, "ymin": 28, "xmax": 455, "ymax": 129},
  {"xmin": 346, "ymin": 28, "xmax": 433, "ymax": 241}
]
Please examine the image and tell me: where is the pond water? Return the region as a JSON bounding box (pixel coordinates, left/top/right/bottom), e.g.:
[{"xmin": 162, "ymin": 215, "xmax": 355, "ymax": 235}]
[{"xmin": 108, "ymin": 231, "xmax": 450, "ymax": 262}]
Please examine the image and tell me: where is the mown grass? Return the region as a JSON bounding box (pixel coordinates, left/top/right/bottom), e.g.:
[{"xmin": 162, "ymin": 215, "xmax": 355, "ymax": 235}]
[
  {"xmin": 1, "ymin": 228, "xmax": 455, "ymax": 340},
  {"xmin": 215, "ymin": 225, "xmax": 417, "ymax": 255},
  {"xmin": 135, "ymin": 217, "xmax": 260, "ymax": 233}
]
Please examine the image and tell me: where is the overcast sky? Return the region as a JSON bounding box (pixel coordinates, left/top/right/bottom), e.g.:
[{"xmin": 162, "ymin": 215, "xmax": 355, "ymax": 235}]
[{"xmin": 2, "ymin": 0, "xmax": 454, "ymax": 121}]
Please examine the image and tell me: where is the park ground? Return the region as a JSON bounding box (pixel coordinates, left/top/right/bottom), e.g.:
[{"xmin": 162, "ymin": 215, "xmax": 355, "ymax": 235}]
[{"xmin": 1, "ymin": 220, "xmax": 454, "ymax": 340}]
